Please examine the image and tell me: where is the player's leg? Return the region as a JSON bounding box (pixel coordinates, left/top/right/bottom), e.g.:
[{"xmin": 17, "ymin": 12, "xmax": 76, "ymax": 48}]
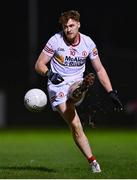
[
  {"xmin": 57, "ymin": 101, "xmax": 93, "ymax": 158},
  {"xmin": 56, "ymin": 101, "xmax": 101, "ymax": 173},
  {"xmin": 69, "ymin": 73, "xmax": 95, "ymax": 106}
]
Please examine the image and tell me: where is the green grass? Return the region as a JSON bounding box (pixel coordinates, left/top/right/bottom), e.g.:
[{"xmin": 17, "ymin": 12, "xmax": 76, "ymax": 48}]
[{"xmin": 0, "ymin": 127, "xmax": 137, "ymax": 178}]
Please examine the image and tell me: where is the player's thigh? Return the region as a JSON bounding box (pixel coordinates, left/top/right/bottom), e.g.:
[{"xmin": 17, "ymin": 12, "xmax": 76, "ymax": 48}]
[
  {"xmin": 56, "ymin": 101, "xmax": 81, "ymax": 127},
  {"xmin": 56, "ymin": 101, "xmax": 75, "ymax": 122}
]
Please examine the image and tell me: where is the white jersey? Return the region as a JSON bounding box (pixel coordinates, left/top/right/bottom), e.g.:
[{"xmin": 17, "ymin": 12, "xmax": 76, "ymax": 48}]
[
  {"xmin": 43, "ymin": 31, "xmax": 98, "ymax": 80},
  {"xmin": 42, "ymin": 32, "xmax": 98, "ymax": 109}
]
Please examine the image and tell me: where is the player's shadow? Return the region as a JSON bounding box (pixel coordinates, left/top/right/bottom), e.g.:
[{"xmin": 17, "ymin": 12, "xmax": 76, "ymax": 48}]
[{"xmin": 0, "ymin": 166, "xmax": 56, "ymax": 172}]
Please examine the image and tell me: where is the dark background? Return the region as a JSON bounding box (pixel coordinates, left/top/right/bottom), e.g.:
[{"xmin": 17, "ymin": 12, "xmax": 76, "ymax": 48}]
[{"xmin": 1, "ymin": 0, "xmax": 137, "ymax": 128}]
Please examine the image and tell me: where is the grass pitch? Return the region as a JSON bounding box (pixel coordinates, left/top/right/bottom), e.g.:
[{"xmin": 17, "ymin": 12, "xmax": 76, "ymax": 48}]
[{"xmin": 0, "ymin": 127, "xmax": 136, "ymax": 179}]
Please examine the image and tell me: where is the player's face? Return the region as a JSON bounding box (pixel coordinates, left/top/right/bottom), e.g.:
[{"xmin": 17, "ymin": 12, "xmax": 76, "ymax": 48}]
[{"xmin": 63, "ymin": 19, "xmax": 80, "ymax": 42}]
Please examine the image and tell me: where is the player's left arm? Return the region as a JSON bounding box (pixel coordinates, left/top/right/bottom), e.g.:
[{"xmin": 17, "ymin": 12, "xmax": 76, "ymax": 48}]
[
  {"xmin": 91, "ymin": 56, "xmax": 112, "ymax": 92},
  {"xmin": 91, "ymin": 56, "xmax": 123, "ymax": 110}
]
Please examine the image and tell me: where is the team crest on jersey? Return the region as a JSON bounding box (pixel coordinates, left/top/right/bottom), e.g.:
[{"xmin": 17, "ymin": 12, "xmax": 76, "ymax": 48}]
[{"xmin": 82, "ymin": 51, "xmax": 87, "ymax": 57}]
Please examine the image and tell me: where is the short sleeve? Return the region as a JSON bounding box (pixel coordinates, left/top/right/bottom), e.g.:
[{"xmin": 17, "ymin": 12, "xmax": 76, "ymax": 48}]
[
  {"xmin": 42, "ymin": 35, "xmax": 57, "ymax": 57},
  {"xmin": 88, "ymin": 38, "xmax": 98, "ymax": 60}
]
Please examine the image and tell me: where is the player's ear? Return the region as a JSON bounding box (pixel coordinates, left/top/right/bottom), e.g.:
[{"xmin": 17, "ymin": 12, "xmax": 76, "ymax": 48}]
[{"xmin": 78, "ymin": 22, "xmax": 80, "ymax": 28}]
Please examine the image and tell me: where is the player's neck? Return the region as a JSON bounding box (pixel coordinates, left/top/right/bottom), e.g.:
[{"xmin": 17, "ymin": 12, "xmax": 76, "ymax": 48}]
[{"xmin": 63, "ymin": 32, "xmax": 80, "ymax": 46}]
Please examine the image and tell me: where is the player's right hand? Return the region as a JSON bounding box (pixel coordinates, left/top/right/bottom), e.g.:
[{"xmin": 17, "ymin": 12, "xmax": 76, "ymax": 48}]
[{"xmin": 46, "ymin": 69, "xmax": 64, "ymax": 85}]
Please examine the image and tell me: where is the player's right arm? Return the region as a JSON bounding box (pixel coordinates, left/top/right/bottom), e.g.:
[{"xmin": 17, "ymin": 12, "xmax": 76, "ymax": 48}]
[
  {"xmin": 35, "ymin": 35, "xmax": 57, "ymax": 76},
  {"xmin": 35, "ymin": 51, "xmax": 51, "ymax": 76},
  {"xmin": 35, "ymin": 46, "xmax": 64, "ymax": 85}
]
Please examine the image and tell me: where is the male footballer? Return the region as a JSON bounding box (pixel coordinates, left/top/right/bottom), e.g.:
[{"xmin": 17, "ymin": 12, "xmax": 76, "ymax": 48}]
[{"xmin": 35, "ymin": 10, "xmax": 123, "ymax": 173}]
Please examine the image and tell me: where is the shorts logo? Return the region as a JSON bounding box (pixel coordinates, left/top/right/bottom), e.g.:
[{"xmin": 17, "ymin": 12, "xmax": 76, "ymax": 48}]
[{"xmin": 58, "ymin": 92, "xmax": 64, "ymax": 98}]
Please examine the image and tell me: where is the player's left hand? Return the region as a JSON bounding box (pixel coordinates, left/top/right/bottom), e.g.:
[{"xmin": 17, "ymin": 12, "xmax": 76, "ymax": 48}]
[{"xmin": 109, "ymin": 90, "xmax": 123, "ymax": 111}]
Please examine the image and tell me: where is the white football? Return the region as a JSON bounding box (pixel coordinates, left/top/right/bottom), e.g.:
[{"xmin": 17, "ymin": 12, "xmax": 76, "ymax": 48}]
[{"xmin": 24, "ymin": 88, "xmax": 47, "ymax": 112}]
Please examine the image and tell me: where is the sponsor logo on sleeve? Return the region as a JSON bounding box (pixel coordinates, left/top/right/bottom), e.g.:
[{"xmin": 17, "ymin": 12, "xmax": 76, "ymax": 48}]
[{"xmin": 93, "ymin": 48, "xmax": 98, "ymax": 56}]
